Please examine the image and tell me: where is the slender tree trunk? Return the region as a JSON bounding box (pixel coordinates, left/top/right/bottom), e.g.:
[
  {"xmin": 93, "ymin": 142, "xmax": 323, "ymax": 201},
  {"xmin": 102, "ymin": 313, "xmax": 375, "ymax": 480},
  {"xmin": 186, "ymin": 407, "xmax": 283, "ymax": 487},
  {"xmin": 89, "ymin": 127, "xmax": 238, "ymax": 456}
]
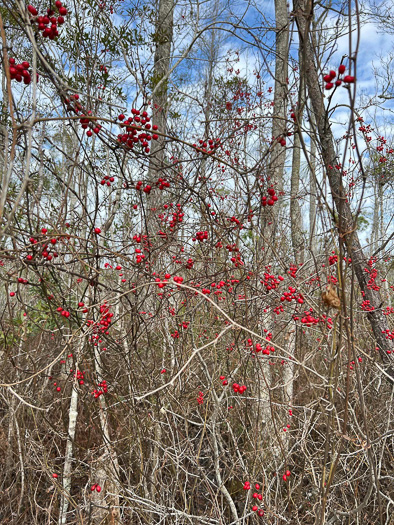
[
  {"xmin": 290, "ymin": 131, "xmax": 304, "ymax": 264},
  {"xmin": 290, "ymin": 48, "xmax": 305, "ymax": 264},
  {"xmin": 146, "ymin": 0, "xmax": 174, "ymax": 237},
  {"xmin": 372, "ymin": 178, "xmax": 380, "ymax": 253},
  {"xmin": 294, "ymin": 0, "xmax": 394, "ymax": 378},
  {"xmin": 261, "ymin": 0, "xmax": 289, "ymax": 253},
  {"xmin": 270, "ymin": 0, "xmax": 289, "ymax": 196},
  {"xmin": 59, "ymin": 365, "xmax": 80, "ymax": 524},
  {"xmin": 149, "ymin": 0, "xmax": 174, "ymax": 173},
  {"xmin": 309, "ymin": 109, "xmax": 318, "ymax": 252}
]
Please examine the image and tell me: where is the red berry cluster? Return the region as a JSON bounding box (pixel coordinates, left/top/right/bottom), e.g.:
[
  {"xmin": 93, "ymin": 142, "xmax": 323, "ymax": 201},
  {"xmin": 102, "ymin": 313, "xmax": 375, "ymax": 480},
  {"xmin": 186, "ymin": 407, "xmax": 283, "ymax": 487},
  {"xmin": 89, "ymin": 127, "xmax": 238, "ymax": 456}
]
[
  {"xmin": 382, "ymin": 329, "xmax": 394, "ymax": 343},
  {"xmin": 73, "ymin": 369, "xmax": 85, "ymax": 386},
  {"xmin": 260, "ymin": 272, "xmax": 284, "ymax": 291},
  {"xmin": 27, "ymin": 228, "xmax": 59, "ymax": 262},
  {"xmin": 86, "ymin": 302, "xmax": 113, "ymax": 341},
  {"xmin": 156, "ymin": 177, "xmax": 170, "ymax": 190},
  {"xmin": 79, "ymin": 112, "xmax": 101, "ymax": 137},
  {"xmin": 232, "ymin": 382, "xmax": 247, "ymax": 394},
  {"xmin": 251, "ymin": 483, "xmax": 264, "ymax": 515},
  {"xmin": 288, "ymin": 264, "xmax": 298, "ymax": 278},
  {"xmin": 90, "ymin": 483, "xmax": 101, "ymax": 492},
  {"xmin": 299, "ymin": 312, "xmax": 320, "ymax": 327},
  {"xmin": 361, "ymin": 300, "xmax": 375, "ymax": 312},
  {"xmin": 8, "ymin": 58, "xmax": 34, "ymax": 85},
  {"xmin": 329, "ymin": 252, "xmax": 338, "ymax": 265},
  {"xmin": 280, "ymin": 287, "xmax": 304, "ymax": 304},
  {"xmin": 56, "ymin": 306, "xmax": 70, "ymax": 318},
  {"xmin": 243, "ymin": 482, "xmax": 264, "ymax": 516},
  {"xmin": 262, "ymin": 186, "xmax": 278, "ymax": 207},
  {"xmin": 219, "ymin": 375, "xmax": 228, "ymax": 386},
  {"xmin": 255, "ymin": 343, "xmax": 275, "ymax": 355},
  {"xmin": 282, "ymin": 469, "xmax": 291, "ymax": 481},
  {"xmin": 92, "ymin": 380, "xmax": 108, "ymax": 398},
  {"xmin": 135, "ymin": 181, "xmax": 153, "ymax": 194},
  {"xmin": 193, "ymin": 230, "xmax": 208, "ymax": 242},
  {"xmin": 349, "ymin": 357, "xmax": 363, "ymax": 370},
  {"xmin": 224, "ymin": 243, "xmax": 243, "ymax": 267},
  {"xmin": 197, "ymin": 391, "xmax": 204, "ymax": 405},
  {"xmin": 100, "ymin": 175, "xmax": 115, "ymax": 186},
  {"xmin": 155, "ymin": 273, "xmax": 171, "ymax": 288},
  {"xmin": 192, "ymin": 137, "xmax": 222, "ymax": 155},
  {"xmin": 116, "ymin": 109, "xmax": 158, "ymax": 153},
  {"xmin": 228, "ymin": 215, "xmax": 243, "ymax": 227},
  {"xmin": 157, "ymin": 204, "xmax": 184, "ymax": 232},
  {"xmin": 364, "ymin": 259, "xmax": 380, "ymax": 291},
  {"xmin": 324, "ymin": 64, "xmax": 354, "ymax": 90},
  {"xmin": 27, "ymin": 2, "xmax": 68, "ymax": 40}
]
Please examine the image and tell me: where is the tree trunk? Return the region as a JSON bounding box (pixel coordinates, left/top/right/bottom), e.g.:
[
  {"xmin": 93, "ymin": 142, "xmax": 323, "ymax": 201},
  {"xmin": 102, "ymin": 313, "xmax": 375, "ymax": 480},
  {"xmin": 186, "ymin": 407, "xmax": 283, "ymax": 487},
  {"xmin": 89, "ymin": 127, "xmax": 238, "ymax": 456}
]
[
  {"xmin": 149, "ymin": 0, "xmax": 174, "ymax": 173},
  {"xmin": 270, "ymin": 0, "xmax": 289, "ymax": 196},
  {"xmin": 146, "ymin": 0, "xmax": 174, "ymax": 237},
  {"xmin": 309, "ymin": 109, "xmax": 318, "ymax": 252},
  {"xmin": 290, "ymin": 127, "xmax": 304, "ymax": 264}
]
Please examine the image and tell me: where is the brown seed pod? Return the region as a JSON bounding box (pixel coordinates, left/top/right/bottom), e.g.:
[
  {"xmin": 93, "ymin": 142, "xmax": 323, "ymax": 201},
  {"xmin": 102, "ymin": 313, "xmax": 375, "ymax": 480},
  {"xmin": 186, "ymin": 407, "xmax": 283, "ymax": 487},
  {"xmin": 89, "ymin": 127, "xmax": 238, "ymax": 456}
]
[{"xmin": 321, "ymin": 284, "xmax": 341, "ymax": 310}]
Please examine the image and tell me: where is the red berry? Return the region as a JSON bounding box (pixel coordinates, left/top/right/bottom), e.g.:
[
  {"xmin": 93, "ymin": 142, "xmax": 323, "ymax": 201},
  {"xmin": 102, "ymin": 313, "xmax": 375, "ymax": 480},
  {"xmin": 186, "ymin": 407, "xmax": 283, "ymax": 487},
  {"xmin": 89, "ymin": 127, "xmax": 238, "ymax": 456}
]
[
  {"xmin": 52, "ymin": 473, "xmax": 58, "ymax": 478},
  {"xmin": 27, "ymin": 5, "xmax": 38, "ymax": 15},
  {"xmin": 338, "ymin": 64, "xmax": 346, "ymax": 74},
  {"xmin": 10, "ymin": 292, "xmax": 15, "ymax": 297},
  {"xmin": 343, "ymin": 75, "xmax": 355, "ymax": 83},
  {"xmin": 94, "ymin": 227, "xmax": 101, "ymax": 234}
]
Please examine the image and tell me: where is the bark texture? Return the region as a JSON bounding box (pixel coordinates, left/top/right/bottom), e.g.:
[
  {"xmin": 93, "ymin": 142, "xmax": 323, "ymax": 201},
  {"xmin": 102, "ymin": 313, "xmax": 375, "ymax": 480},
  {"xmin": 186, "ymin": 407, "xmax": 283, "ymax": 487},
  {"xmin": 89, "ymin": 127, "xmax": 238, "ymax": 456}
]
[
  {"xmin": 270, "ymin": 0, "xmax": 289, "ymax": 195},
  {"xmin": 149, "ymin": 0, "xmax": 174, "ymax": 171}
]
